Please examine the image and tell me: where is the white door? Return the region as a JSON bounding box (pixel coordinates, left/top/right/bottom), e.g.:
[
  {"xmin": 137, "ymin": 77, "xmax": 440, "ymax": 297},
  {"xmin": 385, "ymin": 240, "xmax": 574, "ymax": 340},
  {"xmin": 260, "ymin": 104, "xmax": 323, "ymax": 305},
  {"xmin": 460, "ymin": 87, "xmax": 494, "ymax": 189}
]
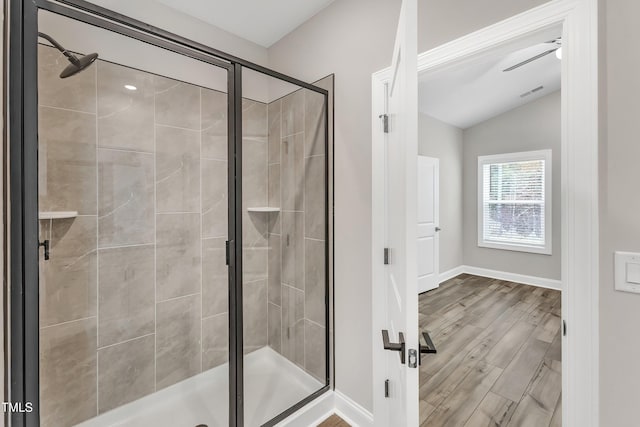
[
  {"xmin": 417, "ymin": 156, "xmax": 440, "ymax": 294},
  {"xmin": 375, "ymin": 0, "xmax": 419, "ymax": 425}
]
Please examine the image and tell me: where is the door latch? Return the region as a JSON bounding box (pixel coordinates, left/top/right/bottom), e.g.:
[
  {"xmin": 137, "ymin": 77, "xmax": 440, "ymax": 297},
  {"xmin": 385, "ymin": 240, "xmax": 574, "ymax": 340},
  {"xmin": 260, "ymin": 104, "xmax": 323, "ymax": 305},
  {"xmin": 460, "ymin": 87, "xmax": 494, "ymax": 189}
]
[
  {"xmin": 408, "ymin": 349, "xmax": 418, "ymax": 368},
  {"xmin": 382, "ymin": 330, "xmax": 405, "ymax": 364}
]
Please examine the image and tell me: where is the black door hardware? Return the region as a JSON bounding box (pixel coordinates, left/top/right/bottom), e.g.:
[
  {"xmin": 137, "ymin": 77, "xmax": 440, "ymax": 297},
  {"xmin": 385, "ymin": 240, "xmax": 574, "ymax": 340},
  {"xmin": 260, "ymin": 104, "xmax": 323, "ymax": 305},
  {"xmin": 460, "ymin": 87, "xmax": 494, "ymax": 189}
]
[
  {"xmin": 39, "ymin": 240, "xmax": 50, "ymax": 261},
  {"xmin": 382, "ymin": 330, "xmax": 405, "ymax": 364},
  {"xmin": 419, "ymin": 331, "xmax": 437, "ymax": 365}
]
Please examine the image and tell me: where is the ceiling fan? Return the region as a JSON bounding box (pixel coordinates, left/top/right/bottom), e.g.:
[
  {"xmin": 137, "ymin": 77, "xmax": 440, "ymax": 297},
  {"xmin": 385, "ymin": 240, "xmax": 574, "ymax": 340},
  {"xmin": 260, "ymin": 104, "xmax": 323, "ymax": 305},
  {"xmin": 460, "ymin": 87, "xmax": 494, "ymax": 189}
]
[{"xmin": 503, "ymin": 38, "xmax": 562, "ymax": 72}]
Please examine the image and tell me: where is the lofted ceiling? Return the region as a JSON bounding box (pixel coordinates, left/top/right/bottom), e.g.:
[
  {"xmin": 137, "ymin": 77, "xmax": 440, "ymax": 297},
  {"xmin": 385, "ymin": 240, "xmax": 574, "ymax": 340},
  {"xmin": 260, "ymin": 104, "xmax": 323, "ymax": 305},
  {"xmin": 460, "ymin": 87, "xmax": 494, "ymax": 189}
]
[
  {"xmin": 155, "ymin": 0, "xmax": 336, "ymax": 47},
  {"xmin": 419, "ymin": 26, "xmax": 562, "ymax": 129}
]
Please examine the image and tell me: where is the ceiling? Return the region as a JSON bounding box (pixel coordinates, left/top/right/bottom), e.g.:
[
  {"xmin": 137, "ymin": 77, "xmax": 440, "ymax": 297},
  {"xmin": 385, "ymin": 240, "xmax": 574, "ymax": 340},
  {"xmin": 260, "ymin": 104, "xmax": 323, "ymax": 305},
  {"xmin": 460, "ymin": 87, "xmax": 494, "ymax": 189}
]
[
  {"xmin": 419, "ymin": 27, "xmax": 562, "ymax": 129},
  {"xmin": 155, "ymin": 0, "xmax": 335, "ymax": 47}
]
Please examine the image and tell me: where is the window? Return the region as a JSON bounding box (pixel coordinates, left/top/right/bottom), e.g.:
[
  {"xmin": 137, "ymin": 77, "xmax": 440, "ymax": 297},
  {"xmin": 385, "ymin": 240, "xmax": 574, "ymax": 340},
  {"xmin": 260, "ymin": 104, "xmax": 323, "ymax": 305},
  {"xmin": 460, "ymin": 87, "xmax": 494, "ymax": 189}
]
[{"xmin": 478, "ymin": 150, "xmax": 552, "ymax": 254}]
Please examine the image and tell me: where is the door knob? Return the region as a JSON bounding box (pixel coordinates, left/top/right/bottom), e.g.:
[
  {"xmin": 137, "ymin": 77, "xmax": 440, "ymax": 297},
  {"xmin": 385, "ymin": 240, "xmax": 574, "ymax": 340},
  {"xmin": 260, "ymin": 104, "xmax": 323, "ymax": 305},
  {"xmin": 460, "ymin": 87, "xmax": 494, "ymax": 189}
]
[
  {"xmin": 435, "ymin": 227, "xmax": 441, "ymax": 232},
  {"xmin": 382, "ymin": 330, "xmax": 405, "ymax": 364}
]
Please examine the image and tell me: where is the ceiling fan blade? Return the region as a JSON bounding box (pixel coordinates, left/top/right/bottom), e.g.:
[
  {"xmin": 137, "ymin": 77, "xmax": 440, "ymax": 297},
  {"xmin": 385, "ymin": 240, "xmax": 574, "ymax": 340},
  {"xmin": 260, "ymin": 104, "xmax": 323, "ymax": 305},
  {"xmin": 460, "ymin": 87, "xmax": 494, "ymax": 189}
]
[{"xmin": 503, "ymin": 48, "xmax": 558, "ymax": 72}]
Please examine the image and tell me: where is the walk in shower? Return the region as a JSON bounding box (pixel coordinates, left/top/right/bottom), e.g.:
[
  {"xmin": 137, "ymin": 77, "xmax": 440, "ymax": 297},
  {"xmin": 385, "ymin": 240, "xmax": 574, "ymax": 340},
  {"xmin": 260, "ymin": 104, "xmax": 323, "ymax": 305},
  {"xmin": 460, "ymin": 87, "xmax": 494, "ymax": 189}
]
[{"xmin": 8, "ymin": 2, "xmax": 331, "ymax": 426}]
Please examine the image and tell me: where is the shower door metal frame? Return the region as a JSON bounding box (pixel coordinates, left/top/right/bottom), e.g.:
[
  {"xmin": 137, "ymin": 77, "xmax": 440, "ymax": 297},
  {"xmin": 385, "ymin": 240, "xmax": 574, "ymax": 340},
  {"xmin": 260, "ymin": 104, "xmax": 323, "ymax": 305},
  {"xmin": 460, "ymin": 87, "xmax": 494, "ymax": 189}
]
[{"xmin": 6, "ymin": 0, "xmax": 332, "ymax": 426}]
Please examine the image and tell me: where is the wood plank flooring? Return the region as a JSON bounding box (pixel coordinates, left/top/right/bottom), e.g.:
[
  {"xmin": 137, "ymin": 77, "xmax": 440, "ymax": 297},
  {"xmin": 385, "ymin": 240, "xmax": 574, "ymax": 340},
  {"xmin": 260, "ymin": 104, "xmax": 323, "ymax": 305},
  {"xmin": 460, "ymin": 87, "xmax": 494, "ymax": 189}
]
[
  {"xmin": 317, "ymin": 414, "xmax": 351, "ymax": 427},
  {"xmin": 419, "ymin": 274, "xmax": 561, "ymax": 427}
]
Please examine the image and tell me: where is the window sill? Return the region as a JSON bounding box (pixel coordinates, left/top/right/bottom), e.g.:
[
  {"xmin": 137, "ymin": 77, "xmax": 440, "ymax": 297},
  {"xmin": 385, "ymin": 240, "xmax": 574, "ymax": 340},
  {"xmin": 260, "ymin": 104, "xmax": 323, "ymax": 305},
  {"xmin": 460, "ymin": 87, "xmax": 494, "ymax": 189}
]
[{"xmin": 478, "ymin": 241, "xmax": 552, "ymax": 255}]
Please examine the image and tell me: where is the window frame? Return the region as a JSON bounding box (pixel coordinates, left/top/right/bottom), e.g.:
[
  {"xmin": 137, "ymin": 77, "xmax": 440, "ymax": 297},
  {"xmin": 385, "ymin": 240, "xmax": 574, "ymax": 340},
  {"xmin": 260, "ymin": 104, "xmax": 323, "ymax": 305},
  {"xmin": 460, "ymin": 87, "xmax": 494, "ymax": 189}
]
[{"xmin": 477, "ymin": 149, "xmax": 552, "ymax": 255}]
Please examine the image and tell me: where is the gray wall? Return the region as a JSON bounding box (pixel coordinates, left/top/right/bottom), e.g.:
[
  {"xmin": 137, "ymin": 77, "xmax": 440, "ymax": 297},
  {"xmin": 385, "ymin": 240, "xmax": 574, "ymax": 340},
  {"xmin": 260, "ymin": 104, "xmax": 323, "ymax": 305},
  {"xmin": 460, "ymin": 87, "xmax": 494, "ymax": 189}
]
[
  {"xmin": 267, "ymin": 0, "xmax": 551, "ymax": 411},
  {"xmin": 601, "ymin": 1, "xmax": 640, "ymax": 425},
  {"xmin": 418, "ymin": 114, "xmax": 464, "ymax": 274},
  {"xmin": 462, "ymin": 91, "xmax": 562, "ymax": 280}
]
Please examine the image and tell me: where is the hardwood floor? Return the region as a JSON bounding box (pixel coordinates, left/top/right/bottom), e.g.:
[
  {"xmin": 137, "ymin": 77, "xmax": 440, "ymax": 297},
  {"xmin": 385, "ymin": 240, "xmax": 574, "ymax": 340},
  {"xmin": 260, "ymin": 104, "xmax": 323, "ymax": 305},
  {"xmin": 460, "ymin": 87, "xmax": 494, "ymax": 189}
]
[
  {"xmin": 317, "ymin": 414, "xmax": 351, "ymax": 427},
  {"xmin": 419, "ymin": 274, "xmax": 561, "ymax": 427}
]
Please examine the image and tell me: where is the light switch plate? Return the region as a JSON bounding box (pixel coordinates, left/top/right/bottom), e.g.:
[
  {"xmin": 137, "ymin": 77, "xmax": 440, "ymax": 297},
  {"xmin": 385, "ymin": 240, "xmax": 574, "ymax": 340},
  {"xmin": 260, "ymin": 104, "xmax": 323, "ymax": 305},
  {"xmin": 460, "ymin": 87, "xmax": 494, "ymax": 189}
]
[{"xmin": 615, "ymin": 251, "xmax": 640, "ymax": 294}]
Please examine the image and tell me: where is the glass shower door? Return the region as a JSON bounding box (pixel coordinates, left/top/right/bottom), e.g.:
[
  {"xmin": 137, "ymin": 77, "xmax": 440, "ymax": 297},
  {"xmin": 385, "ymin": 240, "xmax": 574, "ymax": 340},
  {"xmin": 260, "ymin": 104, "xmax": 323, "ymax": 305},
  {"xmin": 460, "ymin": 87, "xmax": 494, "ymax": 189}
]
[
  {"xmin": 241, "ymin": 68, "xmax": 329, "ymax": 426},
  {"xmin": 36, "ymin": 10, "xmax": 232, "ymax": 427}
]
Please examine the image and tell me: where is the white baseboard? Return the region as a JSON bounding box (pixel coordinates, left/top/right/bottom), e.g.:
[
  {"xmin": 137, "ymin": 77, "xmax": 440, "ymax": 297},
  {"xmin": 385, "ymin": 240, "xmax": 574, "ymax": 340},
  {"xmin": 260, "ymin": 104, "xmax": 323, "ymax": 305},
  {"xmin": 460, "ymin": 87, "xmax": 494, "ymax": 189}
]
[
  {"xmin": 438, "ymin": 265, "xmax": 466, "ymax": 283},
  {"xmin": 333, "ymin": 390, "xmax": 374, "ymax": 427},
  {"xmin": 276, "ymin": 390, "xmax": 373, "ymax": 427},
  {"xmin": 442, "ymin": 265, "xmax": 562, "ymax": 290}
]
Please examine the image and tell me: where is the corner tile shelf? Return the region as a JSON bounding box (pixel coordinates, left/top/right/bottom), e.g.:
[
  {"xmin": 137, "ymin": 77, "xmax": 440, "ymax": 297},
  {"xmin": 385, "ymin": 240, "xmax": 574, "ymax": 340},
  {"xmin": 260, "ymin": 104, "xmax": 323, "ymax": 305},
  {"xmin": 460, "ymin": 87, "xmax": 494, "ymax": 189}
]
[
  {"xmin": 247, "ymin": 207, "xmax": 280, "ymax": 213},
  {"xmin": 39, "ymin": 211, "xmax": 78, "ymax": 220}
]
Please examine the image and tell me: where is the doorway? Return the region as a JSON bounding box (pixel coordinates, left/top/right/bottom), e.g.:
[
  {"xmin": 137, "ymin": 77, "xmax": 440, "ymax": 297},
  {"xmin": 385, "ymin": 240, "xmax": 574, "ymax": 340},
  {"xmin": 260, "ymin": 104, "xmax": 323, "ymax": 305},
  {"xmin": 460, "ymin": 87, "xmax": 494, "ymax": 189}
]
[
  {"xmin": 371, "ymin": 1, "xmax": 599, "ymax": 425},
  {"xmin": 417, "ymin": 26, "xmax": 563, "ymax": 426}
]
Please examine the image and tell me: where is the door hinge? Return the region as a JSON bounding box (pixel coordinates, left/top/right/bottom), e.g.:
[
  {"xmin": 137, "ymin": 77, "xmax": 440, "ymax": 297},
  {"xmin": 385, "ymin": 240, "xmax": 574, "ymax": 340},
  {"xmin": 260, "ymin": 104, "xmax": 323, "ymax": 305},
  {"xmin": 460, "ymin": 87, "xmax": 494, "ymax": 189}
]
[
  {"xmin": 384, "ymin": 379, "xmax": 390, "ymax": 398},
  {"xmin": 384, "ymin": 248, "xmax": 391, "ymax": 265},
  {"xmin": 563, "ymin": 320, "xmax": 567, "ymax": 336},
  {"xmin": 379, "ymin": 114, "xmax": 389, "ymax": 133},
  {"xmin": 225, "ymin": 240, "xmax": 230, "ymax": 266}
]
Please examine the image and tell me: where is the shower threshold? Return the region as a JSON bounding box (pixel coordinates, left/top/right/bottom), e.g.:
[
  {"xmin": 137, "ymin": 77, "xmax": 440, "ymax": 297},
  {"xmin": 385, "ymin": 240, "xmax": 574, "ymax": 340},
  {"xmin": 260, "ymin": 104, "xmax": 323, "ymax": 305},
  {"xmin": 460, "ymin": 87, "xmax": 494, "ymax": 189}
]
[{"xmin": 76, "ymin": 347, "xmax": 323, "ymax": 427}]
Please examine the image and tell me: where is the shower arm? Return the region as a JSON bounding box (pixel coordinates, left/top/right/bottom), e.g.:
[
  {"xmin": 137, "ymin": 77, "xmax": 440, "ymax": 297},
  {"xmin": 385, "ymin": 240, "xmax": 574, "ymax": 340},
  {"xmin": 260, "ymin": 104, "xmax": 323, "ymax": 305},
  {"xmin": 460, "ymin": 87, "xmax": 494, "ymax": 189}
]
[{"xmin": 38, "ymin": 32, "xmax": 81, "ymax": 66}]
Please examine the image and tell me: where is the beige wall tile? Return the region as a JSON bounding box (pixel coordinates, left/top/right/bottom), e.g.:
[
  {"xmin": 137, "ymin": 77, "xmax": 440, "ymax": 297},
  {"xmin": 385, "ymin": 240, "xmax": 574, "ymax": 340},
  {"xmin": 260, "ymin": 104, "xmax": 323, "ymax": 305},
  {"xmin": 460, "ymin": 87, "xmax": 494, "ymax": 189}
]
[
  {"xmin": 201, "ymin": 89, "xmax": 228, "ymax": 161},
  {"xmin": 304, "ymin": 89, "xmax": 326, "ymax": 158},
  {"xmin": 38, "ymin": 45, "xmax": 96, "ymax": 113},
  {"xmin": 40, "ymin": 216, "xmax": 97, "ymax": 327},
  {"xmin": 268, "ymin": 303, "xmax": 282, "ymax": 354},
  {"xmin": 156, "ymin": 213, "xmax": 201, "ymax": 301},
  {"xmin": 304, "ymin": 320, "xmax": 326, "ymax": 382},
  {"xmin": 156, "ymin": 295, "xmax": 201, "ymax": 389},
  {"xmin": 281, "ymin": 133, "xmax": 304, "ymax": 211},
  {"xmin": 98, "ymin": 149, "xmax": 154, "ymax": 247},
  {"xmin": 282, "ymin": 211, "xmax": 304, "ymax": 289},
  {"xmin": 202, "ymin": 313, "xmax": 228, "ymax": 370},
  {"xmin": 282, "ymin": 90, "xmax": 304, "ymax": 137},
  {"xmin": 98, "ymin": 245, "xmax": 154, "ymax": 347},
  {"xmin": 305, "ymin": 238, "xmax": 326, "ymax": 327},
  {"xmin": 156, "ymin": 125, "xmax": 200, "ymax": 213},
  {"xmin": 40, "ymin": 318, "xmax": 97, "ymax": 427},
  {"xmin": 304, "ymin": 155, "xmax": 326, "ymax": 240},
  {"xmin": 242, "ymin": 99, "xmax": 268, "ymax": 141},
  {"xmin": 268, "ymin": 99, "xmax": 281, "ymax": 164},
  {"xmin": 268, "ymin": 234, "xmax": 282, "ymax": 305},
  {"xmin": 202, "ymin": 237, "xmax": 228, "ymax": 318},
  {"xmin": 97, "ymin": 335, "xmax": 155, "ymax": 413},
  {"xmin": 38, "ymin": 106, "xmax": 97, "ymax": 215},
  {"xmin": 97, "ymin": 61, "xmax": 154, "ymax": 152},
  {"xmin": 202, "ymin": 159, "xmax": 228, "ymax": 238},
  {"xmin": 282, "ymin": 284, "xmax": 304, "ymax": 366},
  {"xmin": 154, "ymin": 76, "xmax": 200, "ymax": 130},
  {"xmin": 268, "ymin": 164, "xmax": 281, "ymax": 210},
  {"xmin": 243, "ymin": 279, "xmax": 268, "ymax": 354},
  {"xmin": 244, "ymin": 248, "xmax": 268, "ymax": 283},
  {"xmin": 242, "ymin": 138, "xmax": 268, "ymax": 208}
]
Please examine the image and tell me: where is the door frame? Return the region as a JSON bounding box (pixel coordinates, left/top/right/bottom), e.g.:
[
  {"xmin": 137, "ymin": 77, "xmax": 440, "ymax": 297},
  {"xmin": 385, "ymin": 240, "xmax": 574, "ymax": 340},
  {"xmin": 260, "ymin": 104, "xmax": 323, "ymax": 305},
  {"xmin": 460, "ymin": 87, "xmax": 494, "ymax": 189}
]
[{"xmin": 371, "ymin": 0, "xmax": 599, "ymax": 425}]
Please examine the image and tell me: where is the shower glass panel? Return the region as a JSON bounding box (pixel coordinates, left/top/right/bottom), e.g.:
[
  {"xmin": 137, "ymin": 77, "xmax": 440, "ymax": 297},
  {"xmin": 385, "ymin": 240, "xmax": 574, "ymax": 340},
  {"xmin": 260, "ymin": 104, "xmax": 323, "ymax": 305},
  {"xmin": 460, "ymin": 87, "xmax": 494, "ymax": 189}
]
[
  {"xmin": 37, "ymin": 10, "xmax": 231, "ymax": 427},
  {"xmin": 242, "ymin": 68, "xmax": 328, "ymax": 426}
]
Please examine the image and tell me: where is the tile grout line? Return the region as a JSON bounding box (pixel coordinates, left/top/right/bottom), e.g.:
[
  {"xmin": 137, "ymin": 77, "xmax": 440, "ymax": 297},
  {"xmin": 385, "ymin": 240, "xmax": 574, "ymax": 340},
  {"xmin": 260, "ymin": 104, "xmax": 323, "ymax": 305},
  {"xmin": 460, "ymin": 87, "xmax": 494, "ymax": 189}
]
[{"xmin": 97, "ymin": 332, "xmax": 156, "ymax": 352}]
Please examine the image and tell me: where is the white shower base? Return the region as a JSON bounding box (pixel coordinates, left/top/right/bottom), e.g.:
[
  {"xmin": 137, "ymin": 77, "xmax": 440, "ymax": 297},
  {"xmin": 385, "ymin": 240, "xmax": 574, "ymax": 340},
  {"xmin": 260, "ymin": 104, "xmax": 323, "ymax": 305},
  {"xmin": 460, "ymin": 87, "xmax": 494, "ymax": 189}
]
[{"xmin": 77, "ymin": 347, "xmax": 323, "ymax": 427}]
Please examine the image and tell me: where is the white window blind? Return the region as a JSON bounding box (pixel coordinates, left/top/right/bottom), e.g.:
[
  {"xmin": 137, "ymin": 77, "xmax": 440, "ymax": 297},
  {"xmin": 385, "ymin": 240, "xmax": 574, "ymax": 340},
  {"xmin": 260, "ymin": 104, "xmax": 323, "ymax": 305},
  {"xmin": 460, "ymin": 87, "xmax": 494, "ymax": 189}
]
[{"xmin": 478, "ymin": 150, "xmax": 552, "ymax": 254}]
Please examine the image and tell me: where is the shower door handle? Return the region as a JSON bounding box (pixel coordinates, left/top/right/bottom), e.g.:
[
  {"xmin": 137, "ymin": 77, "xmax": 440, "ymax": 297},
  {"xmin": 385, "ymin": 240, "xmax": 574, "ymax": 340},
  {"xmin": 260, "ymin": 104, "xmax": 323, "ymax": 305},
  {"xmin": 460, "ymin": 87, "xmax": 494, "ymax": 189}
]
[{"xmin": 39, "ymin": 239, "xmax": 50, "ymax": 261}]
